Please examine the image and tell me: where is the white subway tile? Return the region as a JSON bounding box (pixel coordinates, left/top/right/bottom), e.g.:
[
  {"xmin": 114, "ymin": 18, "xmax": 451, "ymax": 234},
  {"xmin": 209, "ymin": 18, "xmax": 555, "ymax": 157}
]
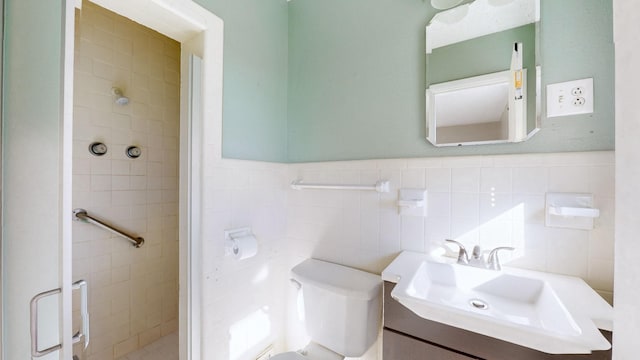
[
  {"xmin": 427, "ymin": 192, "xmax": 450, "ymax": 218},
  {"xmin": 480, "ymin": 167, "xmax": 512, "ymax": 193},
  {"xmin": 451, "ymin": 168, "xmax": 480, "ymax": 193},
  {"xmin": 589, "ymin": 165, "xmax": 615, "ymax": 198},
  {"xmin": 511, "ymin": 194, "xmax": 546, "ymax": 224},
  {"xmin": 400, "ymin": 217, "xmax": 425, "ymax": 252},
  {"xmin": 451, "ymin": 193, "xmax": 479, "ymax": 220},
  {"xmin": 512, "ymin": 167, "xmax": 548, "ymax": 194},
  {"xmin": 425, "ymin": 217, "xmax": 450, "ymax": 245},
  {"xmin": 479, "ymin": 193, "xmax": 513, "ymax": 222},
  {"xmin": 425, "ymin": 167, "xmax": 451, "ymax": 193},
  {"xmin": 450, "ymin": 217, "xmax": 480, "ymax": 245},
  {"xmin": 548, "ymin": 166, "xmax": 591, "ymax": 193},
  {"xmin": 401, "ymin": 169, "xmax": 425, "ymax": 188}
]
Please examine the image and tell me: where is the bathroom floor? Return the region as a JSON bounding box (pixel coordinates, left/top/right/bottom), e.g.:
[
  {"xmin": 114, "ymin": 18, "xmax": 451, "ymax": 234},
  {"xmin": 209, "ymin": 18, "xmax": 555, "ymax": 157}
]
[{"xmin": 117, "ymin": 332, "xmax": 178, "ymax": 360}]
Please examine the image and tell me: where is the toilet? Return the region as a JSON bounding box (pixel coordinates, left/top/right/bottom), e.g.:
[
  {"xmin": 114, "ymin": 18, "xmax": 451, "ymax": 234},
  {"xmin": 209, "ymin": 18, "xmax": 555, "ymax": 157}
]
[{"xmin": 273, "ymin": 258, "xmax": 382, "ymax": 360}]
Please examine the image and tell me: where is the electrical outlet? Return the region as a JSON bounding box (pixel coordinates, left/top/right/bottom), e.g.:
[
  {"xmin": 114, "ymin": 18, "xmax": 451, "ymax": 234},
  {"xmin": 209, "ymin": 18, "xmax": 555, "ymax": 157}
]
[
  {"xmin": 546, "ymin": 78, "xmax": 594, "ymax": 117},
  {"xmin": 573, "ymin": 97, "xmax": 586, "ymax": 106},
  {"xmin": 571, "ymin": 87, "xmax": 584, "ymax": 96}
]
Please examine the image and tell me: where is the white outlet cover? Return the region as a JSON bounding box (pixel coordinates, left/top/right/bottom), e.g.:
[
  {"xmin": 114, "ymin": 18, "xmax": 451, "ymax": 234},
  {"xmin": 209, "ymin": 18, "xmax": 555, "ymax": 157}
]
[{"xmin": 546, "ymin": 78, "xmax": 594, "ymax": 117}]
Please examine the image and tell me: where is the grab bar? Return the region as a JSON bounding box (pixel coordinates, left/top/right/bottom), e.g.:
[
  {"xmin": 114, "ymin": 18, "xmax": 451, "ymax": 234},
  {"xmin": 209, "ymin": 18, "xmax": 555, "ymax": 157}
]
[
  {"xmin": 73, "ymin": 208, "xmax": 144, "ymax": 248},
  {"xmin": 72, "ymin": 279, "xmax": 90, "ymax": 350}
]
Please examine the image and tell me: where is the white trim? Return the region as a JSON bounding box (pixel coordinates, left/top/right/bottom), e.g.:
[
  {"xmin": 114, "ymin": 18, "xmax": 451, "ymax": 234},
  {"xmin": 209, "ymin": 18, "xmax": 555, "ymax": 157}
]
[
  {"xmin": 428, "ymin": 69, "xmax": 512, "ymax": 92},
  {"xmin": 182, "ymin": 53, "xmax": 204, "ymax": 360},
  {"xmin": 61, "ymin": 1, "xmax": 76, "ymax": 359}
]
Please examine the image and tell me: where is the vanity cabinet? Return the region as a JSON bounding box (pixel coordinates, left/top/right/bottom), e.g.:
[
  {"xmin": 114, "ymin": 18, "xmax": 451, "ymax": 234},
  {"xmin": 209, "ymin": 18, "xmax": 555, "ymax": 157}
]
[{"xmin": 383, "ymin": 282, "xmax": 612, "ymax": 360}]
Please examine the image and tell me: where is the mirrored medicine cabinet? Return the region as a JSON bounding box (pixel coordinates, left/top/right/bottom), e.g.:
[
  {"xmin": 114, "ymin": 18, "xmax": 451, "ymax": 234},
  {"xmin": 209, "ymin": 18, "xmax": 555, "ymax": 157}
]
[{"xmin": 425, "ymin": 0, "xmax": 541, "ymax": 147}]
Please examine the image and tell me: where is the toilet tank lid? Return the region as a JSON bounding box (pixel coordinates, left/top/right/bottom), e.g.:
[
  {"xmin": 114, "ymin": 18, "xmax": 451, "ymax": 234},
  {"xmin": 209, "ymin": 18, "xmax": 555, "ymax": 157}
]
[{"xmin": 291, "ymin": 259, "xmax": 382, "ymax": 300}]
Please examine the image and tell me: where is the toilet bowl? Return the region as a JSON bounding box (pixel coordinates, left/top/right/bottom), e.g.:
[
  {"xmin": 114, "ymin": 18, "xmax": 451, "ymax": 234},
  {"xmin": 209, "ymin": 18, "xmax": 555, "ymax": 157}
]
[{"xmin": 272, "ymin": 258, "xmax": 382, "ymax": 360}]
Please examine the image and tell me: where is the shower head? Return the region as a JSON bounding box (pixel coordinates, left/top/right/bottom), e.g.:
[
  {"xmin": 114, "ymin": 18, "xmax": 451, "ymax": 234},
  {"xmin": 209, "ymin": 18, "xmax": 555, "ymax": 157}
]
[{"xmin": 111, "ymin": 87, "xmax": 130, "ymax": 105}]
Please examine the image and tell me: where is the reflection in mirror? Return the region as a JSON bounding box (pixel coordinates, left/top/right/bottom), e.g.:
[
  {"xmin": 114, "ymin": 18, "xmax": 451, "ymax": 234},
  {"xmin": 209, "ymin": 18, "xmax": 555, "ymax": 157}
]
[
  {"xmin": 427, "ymin": 70, "xmax": 527, "ymax": 146},
  {"xmin": 425, "ymin": 0, "xmax": 540, "ymax": 147}
]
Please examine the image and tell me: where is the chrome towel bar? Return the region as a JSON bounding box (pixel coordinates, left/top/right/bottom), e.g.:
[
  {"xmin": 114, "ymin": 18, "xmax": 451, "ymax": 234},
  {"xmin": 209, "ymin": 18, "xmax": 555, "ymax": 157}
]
[{"xmin": 73, "ymin": 208, "xmax": 144, "ymax": 248}]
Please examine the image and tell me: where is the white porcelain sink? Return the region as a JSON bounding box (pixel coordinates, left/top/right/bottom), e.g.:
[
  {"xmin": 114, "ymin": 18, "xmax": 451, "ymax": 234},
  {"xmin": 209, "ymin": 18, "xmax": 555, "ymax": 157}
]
[{"xmin": 383, "ymin": 251, "xmax": 613, "ymax": 354}]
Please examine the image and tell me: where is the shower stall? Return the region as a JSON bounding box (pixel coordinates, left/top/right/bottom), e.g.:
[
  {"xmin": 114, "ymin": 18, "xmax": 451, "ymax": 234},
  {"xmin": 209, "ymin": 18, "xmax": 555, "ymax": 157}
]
[{"xmin": 71, "ymin": 2, "xmax": 181, "ymax": 358}]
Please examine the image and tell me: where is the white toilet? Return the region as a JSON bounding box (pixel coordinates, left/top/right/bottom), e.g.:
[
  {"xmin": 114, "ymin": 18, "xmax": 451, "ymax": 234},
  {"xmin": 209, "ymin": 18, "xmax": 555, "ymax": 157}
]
[{"xmin": 273, "ymin": 258, "xmax": 382, "ymax": 360}]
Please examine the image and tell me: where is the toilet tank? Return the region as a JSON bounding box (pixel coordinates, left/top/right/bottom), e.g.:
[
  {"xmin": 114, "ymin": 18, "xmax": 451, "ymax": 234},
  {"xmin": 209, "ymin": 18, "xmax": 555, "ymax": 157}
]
[{"xmin": 291, "ymin": 259, "xmax": 382, "ymax": 357}]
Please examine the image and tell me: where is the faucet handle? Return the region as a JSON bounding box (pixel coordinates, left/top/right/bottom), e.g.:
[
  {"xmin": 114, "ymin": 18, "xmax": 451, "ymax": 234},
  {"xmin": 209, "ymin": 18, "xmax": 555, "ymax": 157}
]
[
  {"xmin": 445, "ymin": 239, "xmax": 469, "ymax": 264},
  {"xmin": 487, "ymin": 246, "xmax": 515, "ymax": 271},
  {"xmin": 471, "ymin": 245, "xmax": 482, "ymax": 260}
]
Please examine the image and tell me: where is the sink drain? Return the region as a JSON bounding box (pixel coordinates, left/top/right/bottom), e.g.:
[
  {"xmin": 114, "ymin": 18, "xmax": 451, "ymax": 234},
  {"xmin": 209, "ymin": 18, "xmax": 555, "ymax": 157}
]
[{"xmin": 469, "ymin": 298, "xmax": 489, "ymax": 310}]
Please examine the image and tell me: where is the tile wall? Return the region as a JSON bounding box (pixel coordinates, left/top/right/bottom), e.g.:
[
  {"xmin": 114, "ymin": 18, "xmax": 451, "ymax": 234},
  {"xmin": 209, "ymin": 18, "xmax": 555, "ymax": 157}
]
[
  {"xmin": 72, "ymin": 2, "xmax": 181, "ymax": 359},
  {"xmin": 200, "ymin": 157, "xmax": 289, "ymax": 359},
  {"xmin": 285, "ymin": 151, "xmax": 614, "ymax": 360}
]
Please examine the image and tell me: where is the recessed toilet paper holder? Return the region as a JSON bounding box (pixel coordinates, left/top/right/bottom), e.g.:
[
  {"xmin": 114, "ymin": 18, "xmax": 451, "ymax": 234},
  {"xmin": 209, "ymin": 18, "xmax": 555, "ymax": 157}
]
[{"xmin": 224, "ymin": 227, "xmax": 253, "ymax": 257}]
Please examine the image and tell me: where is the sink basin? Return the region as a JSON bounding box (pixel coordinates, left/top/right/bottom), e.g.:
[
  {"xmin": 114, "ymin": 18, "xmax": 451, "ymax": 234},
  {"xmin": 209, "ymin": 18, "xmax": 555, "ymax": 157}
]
[
  {"xmin": 384, "ymin": 251, "xmax": 613, "ymax": 354},
  {"xmin": 401, "ymin": 260, "xmax": 581, "ymax": 336}
]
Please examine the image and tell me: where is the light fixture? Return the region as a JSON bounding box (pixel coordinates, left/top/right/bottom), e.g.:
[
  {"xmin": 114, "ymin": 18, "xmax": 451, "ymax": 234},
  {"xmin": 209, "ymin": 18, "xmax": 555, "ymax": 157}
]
[{"xmin": 111, "ymin": 87, "xmax": 129, "ymax": 105}]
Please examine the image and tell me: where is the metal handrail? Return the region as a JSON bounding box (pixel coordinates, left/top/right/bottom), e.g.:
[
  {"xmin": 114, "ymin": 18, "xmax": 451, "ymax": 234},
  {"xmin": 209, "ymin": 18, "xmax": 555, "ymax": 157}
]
[
  {"xmin": 73, "ymin": 208, "xmax": 144, "ymax": 248},
  {"xmin": 72, "ymin": 279, "xmax": 90, "ymax": 350}
]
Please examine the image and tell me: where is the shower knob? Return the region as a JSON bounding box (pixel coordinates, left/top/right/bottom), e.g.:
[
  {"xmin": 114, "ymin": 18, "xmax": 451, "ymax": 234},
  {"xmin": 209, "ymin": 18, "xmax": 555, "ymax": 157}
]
[
  {"xmin": 89, "ymin": 142, "xmax": 108, "ymax": 156},
  {"xmin": 126, "ymin": 146, "xmax": 142, "ymax": 159}
]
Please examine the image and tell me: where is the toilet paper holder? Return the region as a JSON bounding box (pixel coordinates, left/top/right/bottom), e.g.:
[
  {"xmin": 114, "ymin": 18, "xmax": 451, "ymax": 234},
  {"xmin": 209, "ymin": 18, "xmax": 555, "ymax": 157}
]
[{"xmin": 224, "ymin": 227, "xmax": 256, "ymax": 258}]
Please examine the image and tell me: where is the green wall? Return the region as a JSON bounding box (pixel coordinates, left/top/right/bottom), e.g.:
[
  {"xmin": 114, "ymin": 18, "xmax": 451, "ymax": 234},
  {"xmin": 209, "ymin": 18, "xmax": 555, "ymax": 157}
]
[
  {"xmin": 196, "ymin": 0, "xmax": 289, "ymax": 162},
  {"xmin": 287, "ymin": 0, "xmax": 614, "ymax": 162}
]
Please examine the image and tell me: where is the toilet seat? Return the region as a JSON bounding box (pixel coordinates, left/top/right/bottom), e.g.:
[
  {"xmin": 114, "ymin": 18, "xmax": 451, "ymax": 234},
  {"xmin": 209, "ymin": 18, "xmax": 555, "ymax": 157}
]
[{"xmin": 271, "ymin": 342, "xmax": 344, "ymax": 360}]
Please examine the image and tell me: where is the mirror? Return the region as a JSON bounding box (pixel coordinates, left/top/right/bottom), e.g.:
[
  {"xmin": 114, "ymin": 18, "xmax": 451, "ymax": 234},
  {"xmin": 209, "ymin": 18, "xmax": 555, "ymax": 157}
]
[
  {"xmin": 427, "ymin": 69, "xmax": 527, "ymax": 146},
  {"xmin": 425, "ymin": 0, "xmax": 540, "ymax": 147}
]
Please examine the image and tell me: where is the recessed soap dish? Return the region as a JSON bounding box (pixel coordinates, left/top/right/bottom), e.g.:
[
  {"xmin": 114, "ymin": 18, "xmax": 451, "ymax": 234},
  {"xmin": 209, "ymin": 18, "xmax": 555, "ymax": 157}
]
[{"xmin": 545, "ymin": 192, "xmax": 600, "ymax": 230}]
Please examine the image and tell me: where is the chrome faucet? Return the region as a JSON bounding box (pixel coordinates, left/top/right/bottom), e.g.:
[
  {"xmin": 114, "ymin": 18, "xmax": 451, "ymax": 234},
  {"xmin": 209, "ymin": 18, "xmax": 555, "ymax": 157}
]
[
  {"xmin": 445, "ymin": 239, "xmax": 469, "ymax": 265},
  {"xmin": 445, "ymin": 239, "xmax": 514, "ymax": 271},
  {"xmin": 487, "ymin": 246, "xmax": 515, "ymax": 271}
]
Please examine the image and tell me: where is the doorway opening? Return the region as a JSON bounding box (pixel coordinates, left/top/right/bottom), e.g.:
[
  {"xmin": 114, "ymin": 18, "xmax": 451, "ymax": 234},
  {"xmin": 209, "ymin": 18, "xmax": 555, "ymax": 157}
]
[
  {"xmin": 72, "ymin": 2, "xmax": 181, "ymax": 359},
  {"xmin": 65, "ymin": 1, "xmax": 223, "ymax": 359}
]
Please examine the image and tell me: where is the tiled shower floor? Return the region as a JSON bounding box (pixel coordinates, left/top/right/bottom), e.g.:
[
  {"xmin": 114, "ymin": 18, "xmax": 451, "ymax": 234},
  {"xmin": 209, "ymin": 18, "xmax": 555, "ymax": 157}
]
[{"xmin": 117, "ymin": 332, "xmax": 178, "ymax": 360}]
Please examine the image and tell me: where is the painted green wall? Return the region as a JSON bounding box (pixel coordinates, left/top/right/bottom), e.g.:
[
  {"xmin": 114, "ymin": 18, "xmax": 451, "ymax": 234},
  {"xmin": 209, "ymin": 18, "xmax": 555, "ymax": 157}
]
[
  {"xmin": 196, "ymin": 0, "xmax": 289, "ymax": 162},
  {"xmin": 287, "ymin": 0, "xmax": 614, "ymax": 162}
]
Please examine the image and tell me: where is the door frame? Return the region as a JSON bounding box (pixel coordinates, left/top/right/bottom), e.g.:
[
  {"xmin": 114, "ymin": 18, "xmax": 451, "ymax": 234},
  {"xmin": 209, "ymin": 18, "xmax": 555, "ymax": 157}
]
[{"xmin": 64, "ymin": 1, "xmax": 224, "ymax": 358}]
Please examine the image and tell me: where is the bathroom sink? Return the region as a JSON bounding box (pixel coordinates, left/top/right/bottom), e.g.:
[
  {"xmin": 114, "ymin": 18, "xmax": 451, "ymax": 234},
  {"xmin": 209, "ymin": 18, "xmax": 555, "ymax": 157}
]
[{"xmin": 383, "ymin": 251, "xmax": 613, "ymax": 354}]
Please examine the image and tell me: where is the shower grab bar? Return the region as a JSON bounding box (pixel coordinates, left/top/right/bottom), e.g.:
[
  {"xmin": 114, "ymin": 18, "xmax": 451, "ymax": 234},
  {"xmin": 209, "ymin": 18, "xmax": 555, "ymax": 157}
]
[
  {"xmin": 72, "ymin": 279, "xmax": 90, "ymax": 350},
  {"xmin": 290, "ymin": 179, "xmax": 390, "ymax": 193},
  {"xmin": 73, "ymin": 208, "xmax": 144, "ymax": 248}
]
